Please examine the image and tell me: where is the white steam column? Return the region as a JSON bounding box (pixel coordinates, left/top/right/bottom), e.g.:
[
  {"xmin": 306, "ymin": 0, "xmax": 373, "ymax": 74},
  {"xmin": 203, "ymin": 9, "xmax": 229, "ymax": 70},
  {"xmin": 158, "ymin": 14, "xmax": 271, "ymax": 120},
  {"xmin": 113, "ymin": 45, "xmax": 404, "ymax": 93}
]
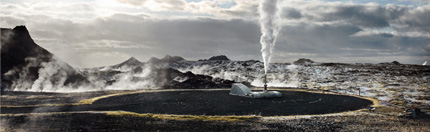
[
  {"xmin": 229, "ymin": 0, "xmax": 282, "ymax": 98},
  {"xmin": 259, "ymin": 0, "xmax": 281, "ymax": 74},
  {"xmin": 258, "ymin": 0, "xmax": 281, "ymax": 96}
]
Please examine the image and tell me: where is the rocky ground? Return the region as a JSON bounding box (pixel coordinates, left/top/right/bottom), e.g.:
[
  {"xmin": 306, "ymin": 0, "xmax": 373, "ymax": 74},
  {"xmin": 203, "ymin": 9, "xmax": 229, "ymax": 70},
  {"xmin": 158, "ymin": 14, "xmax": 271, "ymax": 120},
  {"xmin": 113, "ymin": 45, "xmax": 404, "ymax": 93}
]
[
  {"xmin": 1, "ymin": 111, "xmax": 429, "ymax": 131},
  {"xmin": 174, "ymin": 60, "xmax": 430, "ymax": 114},
  {"xmin": 1, "ymin": 89, "xmax": 429, "ymax": 131}
]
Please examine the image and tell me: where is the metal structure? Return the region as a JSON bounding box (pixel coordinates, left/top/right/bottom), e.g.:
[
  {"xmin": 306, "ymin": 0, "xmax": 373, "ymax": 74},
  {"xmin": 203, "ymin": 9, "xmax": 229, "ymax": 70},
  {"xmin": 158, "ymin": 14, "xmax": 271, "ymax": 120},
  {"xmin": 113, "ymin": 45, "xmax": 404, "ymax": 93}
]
[{"xmin": 229, "ymin": 74, "xmax": 282, "ymax": 98}]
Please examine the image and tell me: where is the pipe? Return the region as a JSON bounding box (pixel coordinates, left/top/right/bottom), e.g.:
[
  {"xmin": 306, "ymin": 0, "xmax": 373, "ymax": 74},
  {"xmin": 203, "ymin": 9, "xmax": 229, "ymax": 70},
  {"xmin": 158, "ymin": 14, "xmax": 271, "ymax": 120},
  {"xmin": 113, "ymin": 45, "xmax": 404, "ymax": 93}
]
[{"xmin": 264, "ymin": 74, "xmax": 267, "ymax": 92}]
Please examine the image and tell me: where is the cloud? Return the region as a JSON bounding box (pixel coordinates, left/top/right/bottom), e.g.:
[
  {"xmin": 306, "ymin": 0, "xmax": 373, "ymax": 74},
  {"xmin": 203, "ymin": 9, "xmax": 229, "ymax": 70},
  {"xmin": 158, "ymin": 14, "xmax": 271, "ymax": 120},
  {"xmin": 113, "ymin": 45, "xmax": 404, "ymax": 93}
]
[
  {"xmin": 396, "ymin": 5, "xmax": 430, "ymax": 32},
  {"xmin": 281, "ymin": 7, "xmax": 302, "ymax": 19},
  {"xmin": 116, "ymin": 0, "xmax": 148, "ymax": 6},
  {"xmin": 280, "ymin": 1, "xmax": 430, "ymax": 37},
  {"xmin": 118, "ymin": 0, "xmax": 187, "ymax": 11},
  {"xmin": 271, "ymin": 20, "xmax": 430, "ymax": 64},
  {"xmin": 1, "ymin": 0, "xmax": 429, "ymax": 66},
  {"xmin": 115, "ymin": 0, "xmax": 258, "ymax": 19}
]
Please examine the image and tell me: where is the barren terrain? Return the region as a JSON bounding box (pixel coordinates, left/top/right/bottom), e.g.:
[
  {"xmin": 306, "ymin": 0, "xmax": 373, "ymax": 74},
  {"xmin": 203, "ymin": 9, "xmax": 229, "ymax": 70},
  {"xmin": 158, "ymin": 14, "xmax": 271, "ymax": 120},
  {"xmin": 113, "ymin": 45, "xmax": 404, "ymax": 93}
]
[{"xmin": 2, "ymin": 89, "xmax": 429, "ymax": 131}]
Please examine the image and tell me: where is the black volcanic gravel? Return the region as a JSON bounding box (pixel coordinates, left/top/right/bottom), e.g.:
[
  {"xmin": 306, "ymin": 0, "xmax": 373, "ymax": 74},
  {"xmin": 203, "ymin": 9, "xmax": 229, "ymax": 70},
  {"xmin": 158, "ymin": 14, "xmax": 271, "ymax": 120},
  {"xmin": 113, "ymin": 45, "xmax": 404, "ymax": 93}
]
[
  {"xmin": 2, "ymin": 112, "xmax": 429, "ymax": 131},
  {"xmin": 92, "ymin": 90, "xmax": 372, "ymax": 116},
  {"xmin": 1, "ymin": 90, "xmax": 372, "ymax": 116}
]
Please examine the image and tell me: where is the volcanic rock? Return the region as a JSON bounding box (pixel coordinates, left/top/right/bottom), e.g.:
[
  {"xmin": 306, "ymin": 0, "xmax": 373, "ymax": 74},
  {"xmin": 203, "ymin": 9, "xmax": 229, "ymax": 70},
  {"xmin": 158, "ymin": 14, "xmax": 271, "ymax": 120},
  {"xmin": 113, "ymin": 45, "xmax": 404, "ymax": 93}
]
[
  {"xmin": 208, "ymin": 55, "xmax": 230, "ymax": 61},
  {"xmin": 112, "ymin": 57, "xmax": 143, "ymax": 68},
  {"xmin": 147, "ymin": 55, "xmax": 185, "ymax": 64},
  {"xmin": 293, "ymin": 58, "xmax": 314, "ymax": 65},
  {"xmin": 392, "ymin": 61, "xmax": 401, "ymax": 65},
  {"xmin": 0, "ymin": 26, "xmax": 88, "ymax": 91},
  {"xmin": 159, "ymin": 68, "xmax": 234, "ymax": 89},
  {"xmin": 147, "ymin": 57, "xmax": 161, "ymax": 64},
  {"xmin": 162, "ymin": 55, "xmax": 185, "ymax": 62}
]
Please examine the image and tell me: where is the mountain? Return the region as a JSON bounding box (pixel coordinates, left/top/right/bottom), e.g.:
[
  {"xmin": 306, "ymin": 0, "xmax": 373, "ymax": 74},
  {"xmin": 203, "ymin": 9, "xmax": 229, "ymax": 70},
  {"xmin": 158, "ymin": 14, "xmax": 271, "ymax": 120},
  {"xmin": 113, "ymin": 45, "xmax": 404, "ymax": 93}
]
[
  {"xmin": 1, "ymin": 26, "xmax": 88, "ymax": 91},
  {"xmin": 1, "ymin": 26, "xmax": 51, "ymax": 75},
  {"xmin": 111, "ymin": 57, "xmax": 143, "ymax": 68},
  {"xmin": 208, "ymin": 55, "xmax": 230, "ymax": 61},
  {"xmin": 293, "ymin": 58, "xmax": 314, "ymax": 65},
  {"xmin": 147, "ymin": 57, "xmax": 161, "ymax": 64},
  {"xmin": 81, "ymin": 54, "xmax": 232, "ymax": 90},
  {"xmin": 162, "ymin": 55, "xmax": 185, "ymax": 62},
  {"xmin": 147, "ymin": 55, "xmax": 185, "ymax": 64}
]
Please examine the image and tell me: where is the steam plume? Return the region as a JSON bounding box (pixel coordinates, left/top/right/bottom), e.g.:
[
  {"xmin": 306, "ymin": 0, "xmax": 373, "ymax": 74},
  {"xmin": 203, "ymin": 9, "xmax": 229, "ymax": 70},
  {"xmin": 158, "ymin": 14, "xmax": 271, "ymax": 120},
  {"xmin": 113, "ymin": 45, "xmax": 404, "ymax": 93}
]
[{"xmin": 259, "ymin": 0, "xmax": 281, "ymax": 74}]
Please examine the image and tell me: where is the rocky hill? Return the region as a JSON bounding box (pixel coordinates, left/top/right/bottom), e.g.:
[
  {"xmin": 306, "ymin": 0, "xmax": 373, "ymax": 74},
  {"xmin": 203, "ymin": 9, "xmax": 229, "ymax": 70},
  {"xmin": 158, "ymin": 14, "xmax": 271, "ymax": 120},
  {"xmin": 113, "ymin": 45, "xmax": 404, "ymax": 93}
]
[
  {"xmin": 1, "ymin": 26, "xmax": 88, "ymax": 91},
  {"xmin": 111, "ymin": 57, "xmax": 144, "ymax": 68},
  {"xmin": 293, "ymin": 58, "xmax": 314, "ymax": 65},
  {"xmin": 209, "ymin": 55, "xmax": 230, "ymax": 61},
  {"xmin": 147, "ymin": 55, "xmax": 185, "ymax": 64}
]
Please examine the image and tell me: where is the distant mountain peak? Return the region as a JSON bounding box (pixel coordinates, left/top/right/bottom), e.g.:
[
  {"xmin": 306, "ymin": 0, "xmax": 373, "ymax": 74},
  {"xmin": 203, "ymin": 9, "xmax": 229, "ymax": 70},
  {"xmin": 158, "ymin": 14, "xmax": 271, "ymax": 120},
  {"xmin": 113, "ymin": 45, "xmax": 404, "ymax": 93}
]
[
  {"xmin": 114, "ymin": 57, "xmax": 143, "ymax": 68},
  {"xmin": 126, "ymin": 57, "xmax": 139, "ymax": 62},
  {"xmin": 147, "ymin": 57, "xmax": 161, "ymax": 63},
  {"xmin": 163, "ymin": 55, "xmax": 172, "ymax": 59},
  {"xmin": 208, "ymin": 55, "xmax": 230, "ymax": 61},
  {"xmin": 163, "ymin": 55, "xmax": 185, "ymax": 62},
  {"xmin": 147, "ymin": 55, "xmax": 185, "ymax": 64},
  {"xmin": 294, "ymin": 58, "xmax": 314, "ymax": 65}
]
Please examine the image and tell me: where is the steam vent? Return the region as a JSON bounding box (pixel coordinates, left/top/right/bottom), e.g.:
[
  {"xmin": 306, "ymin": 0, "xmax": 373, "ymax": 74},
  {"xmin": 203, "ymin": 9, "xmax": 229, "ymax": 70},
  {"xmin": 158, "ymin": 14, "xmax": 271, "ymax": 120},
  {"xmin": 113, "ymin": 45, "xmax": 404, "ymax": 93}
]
[{"xmin": 230, "ymin": 75, "xmax": 281, "ymax": 98}]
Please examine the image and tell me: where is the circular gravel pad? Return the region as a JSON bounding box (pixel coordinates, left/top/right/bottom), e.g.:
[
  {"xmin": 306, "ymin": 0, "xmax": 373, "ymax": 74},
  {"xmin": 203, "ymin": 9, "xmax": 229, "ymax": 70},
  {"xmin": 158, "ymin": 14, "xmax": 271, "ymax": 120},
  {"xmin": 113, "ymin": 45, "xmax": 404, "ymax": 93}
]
[{"xmin": 93, "ymin": 90, "xmax": 372, "ymax": 116}]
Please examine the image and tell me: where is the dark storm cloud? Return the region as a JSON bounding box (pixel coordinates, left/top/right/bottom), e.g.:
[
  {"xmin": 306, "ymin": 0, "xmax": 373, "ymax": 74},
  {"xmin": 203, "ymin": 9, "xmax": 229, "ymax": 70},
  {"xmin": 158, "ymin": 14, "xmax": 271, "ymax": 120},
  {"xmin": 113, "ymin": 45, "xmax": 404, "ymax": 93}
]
[
  {"xmin": 1, "ymin": 0, "xmax": 429, "ymax": 66},
  {"xmin": 395, "ymin": 5, "xmax": 430, "ymax": 32},
  {"xmin": 329, "ymin": 6, "xmax": 389, "ymax": 28},
  {"xmin": 388, "ymin": 36, "xmax": 430, "ymax": 56},
  {"xmin": 275, "ymin": 24, "xmax": 363, "ymax": 54},
  {"xmin": 299, "ymin": 4, "xmax": 395, "ymax": 28},
  {"xmin": 294, "ymin": 3, "xmax": 430, "ymax": 35},
  {"xmin": 269, "ymin": 2, "xmax": 429, "ymax": 64},
  {"xmin": 272, "ymin": 22, "xmax": 430, "ymax": 63},
  {"xmin": 281, "ymin": 7, "xmax": 302, "ymax": 19}
]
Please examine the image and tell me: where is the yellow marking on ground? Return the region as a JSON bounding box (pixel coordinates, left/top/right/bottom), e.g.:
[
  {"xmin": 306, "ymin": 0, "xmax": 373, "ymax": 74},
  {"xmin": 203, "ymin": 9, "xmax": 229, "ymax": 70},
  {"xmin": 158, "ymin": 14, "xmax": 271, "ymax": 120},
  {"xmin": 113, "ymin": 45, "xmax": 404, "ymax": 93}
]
[{"xmin": 105, "ymin": 111, "xmax": 259, "ymax": 121}]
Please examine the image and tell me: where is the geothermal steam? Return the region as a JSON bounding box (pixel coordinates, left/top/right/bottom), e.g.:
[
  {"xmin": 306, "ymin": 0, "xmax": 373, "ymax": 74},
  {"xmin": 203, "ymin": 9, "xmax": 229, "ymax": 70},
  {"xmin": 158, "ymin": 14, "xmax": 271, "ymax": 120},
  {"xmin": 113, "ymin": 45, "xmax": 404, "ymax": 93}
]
[{"xmin": 259, "ymin": 0, "xmax": 281, "ymax": 74}]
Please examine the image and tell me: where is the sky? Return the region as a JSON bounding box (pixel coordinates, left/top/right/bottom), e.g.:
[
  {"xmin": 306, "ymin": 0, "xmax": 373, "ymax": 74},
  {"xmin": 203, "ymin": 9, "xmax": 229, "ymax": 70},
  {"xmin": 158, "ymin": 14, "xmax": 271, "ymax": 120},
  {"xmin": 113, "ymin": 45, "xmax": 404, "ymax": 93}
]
[{"xmin": 1, "ymin": 0, "xmax": 429, "ymax": 68}]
